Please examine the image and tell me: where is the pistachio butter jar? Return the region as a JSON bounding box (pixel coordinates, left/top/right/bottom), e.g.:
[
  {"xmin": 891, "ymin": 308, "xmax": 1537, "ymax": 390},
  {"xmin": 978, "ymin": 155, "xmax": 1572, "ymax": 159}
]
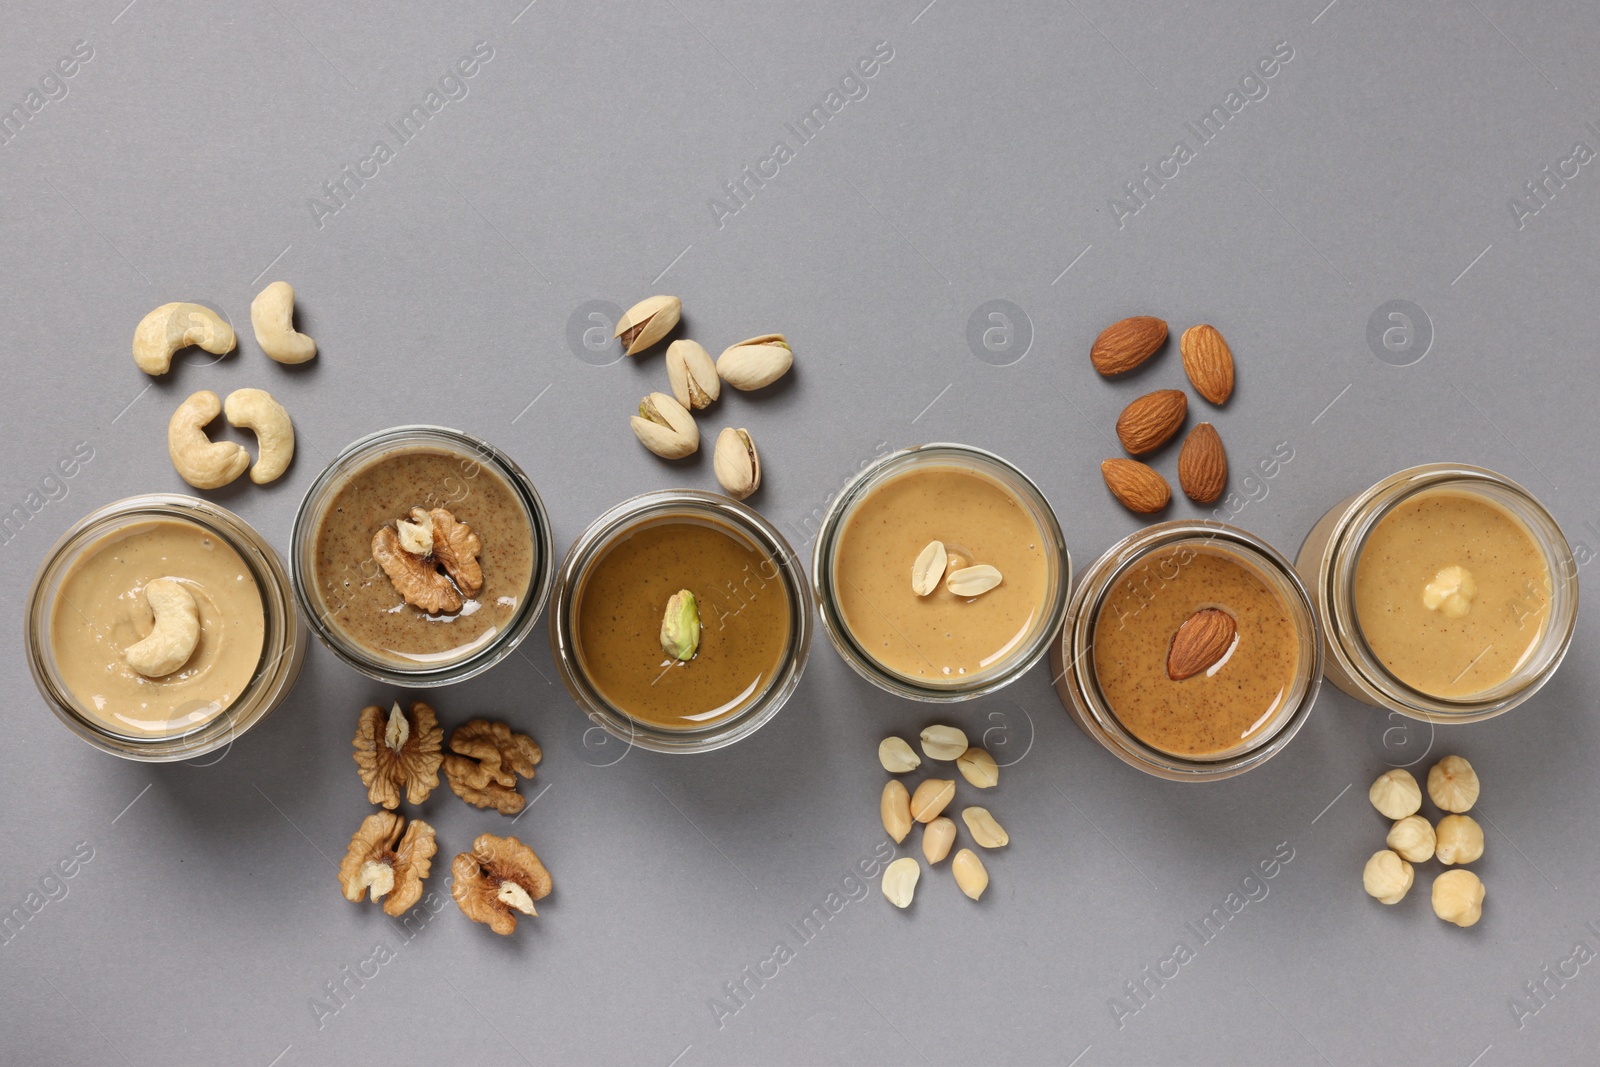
[
  {"xmin": 549, "ymin": 490, "xmax": 813, "ymax": 754},
  {"xmin": 1296, "ymin": 463, "xmax": 1577, "ymax": 723},
  {"xmin": 26, "ymin": 495, "xmax": 305, "ymax": 761}
]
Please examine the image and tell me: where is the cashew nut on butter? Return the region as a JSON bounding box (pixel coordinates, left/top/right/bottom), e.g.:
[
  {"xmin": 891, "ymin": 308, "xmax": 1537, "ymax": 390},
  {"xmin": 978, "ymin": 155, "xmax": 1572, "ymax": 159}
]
[
  {"xmin": 250, "ymin": 281, "xmax": 317, "ymax": 364},
  {"xmin": 223, "ymin": 388, "xmax": 295, "ymax": 484},
  {"xmin": 168, "ymin": 390, "xmax": 251, "ymax": 489},
  {"xmin": 123, "ymin": 579, "xmax": 200, "ymax": 678},
  {"xmin": 132, "ymin": 302, "xmax": 236, "ymax": 375}
]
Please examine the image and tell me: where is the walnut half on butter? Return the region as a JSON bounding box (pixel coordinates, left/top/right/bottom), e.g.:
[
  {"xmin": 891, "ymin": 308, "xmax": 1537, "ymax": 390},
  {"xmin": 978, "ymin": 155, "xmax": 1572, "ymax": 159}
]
[
  {"xmin": 340, "ymin": 811, "xmax": 437, "ymax": 917},
  {"xmin": 442, "ymin": 719, "xmax": 542, "ymax": 815},
  {"xmin": 371, "ymin": 506, "xmax": 484, "ymax": 614},
  {"xmin": 451, "ymin": 833, "xmax": 552, "ymax": 935},
  {"xmin": 353, "ymin": 701, "xmax": 444, "ymax": 809}
]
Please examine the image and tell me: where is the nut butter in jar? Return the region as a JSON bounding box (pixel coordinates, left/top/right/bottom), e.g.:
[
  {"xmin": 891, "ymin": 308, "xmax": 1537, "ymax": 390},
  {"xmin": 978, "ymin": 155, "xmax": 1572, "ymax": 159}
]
[
  {"xmin": 813, "ymin": 444, "xmax": 1071, "ymax": 702},
  {"xmin": 292, "ymin": 426, "xmax": 555, "ymax": 686},
  {"xmin": 26, "ymin": 495, "xmax": 305, "ymax": 760},
  {"xmin": 1054, "ymin": 521, "xmax": 1322, "ymax": 782},
  {"xmin": 1296, "ymin": 464, "xmax": 1577, "ymax": 723},
  {"xmin": 549, "ymin": 490, "xmax": 813, "ymax": 754}
]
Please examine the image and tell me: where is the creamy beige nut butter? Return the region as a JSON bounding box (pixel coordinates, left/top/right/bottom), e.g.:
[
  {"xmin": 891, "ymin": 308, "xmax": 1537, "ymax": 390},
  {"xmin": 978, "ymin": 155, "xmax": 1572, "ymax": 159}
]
[
  {"xmin": 49, "ymin": 519, "xmax": 264, "ymax": 737},
  {"xmin": 1353, "ymin": 489, "xmax": 1550, "ymax": 698},
  {"xmin": 1092, "ymin": 547, "xmax": 1299, "ymax": 758},
  {"xmin": 833, "ymin": 466, "xmax": 1049, "ymax": 682},
  {"xmin": 312, "ymin": 448, "xmax": 535, "ymax": 667}
]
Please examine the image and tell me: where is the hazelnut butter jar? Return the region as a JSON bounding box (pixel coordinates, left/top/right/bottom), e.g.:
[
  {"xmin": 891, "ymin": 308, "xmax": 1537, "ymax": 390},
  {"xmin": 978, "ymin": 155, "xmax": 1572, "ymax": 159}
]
[
  {"xmin": 292, "ymin": 426, "xmax": 554, "ymax": 685},
  {"xmin": 549, "ymin": 491, "xmax": 813, "ymax": 753},
  {"xmin": 26, "ymin": 495, "xmax": 305, "ymax": 760},
  {"xmin": 1054, "ymin": 522, "xmax": 1322, "ymax": 781},
  {"xmin": 1296, "ymin": 464, "xmax": 1577, "ymax": 722},
  {"xmin": 813, "ymin": 444, "xmax": 1071, "ymax": 701}
]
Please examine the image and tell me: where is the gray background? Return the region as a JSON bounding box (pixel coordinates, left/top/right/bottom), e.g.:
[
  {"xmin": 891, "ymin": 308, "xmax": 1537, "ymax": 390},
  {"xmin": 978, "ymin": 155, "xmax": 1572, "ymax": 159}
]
[{"xmin": 2, "ymin": 1, "xmax": 1596, "ymax": 1064}]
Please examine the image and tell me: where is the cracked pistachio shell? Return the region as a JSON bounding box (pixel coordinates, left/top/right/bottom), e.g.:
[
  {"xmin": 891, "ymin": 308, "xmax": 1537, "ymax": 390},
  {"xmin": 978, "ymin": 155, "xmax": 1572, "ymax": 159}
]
[
  {"xmin": 614, "ymin": 295, "xmax": 681, "ymax": 355},
  {"xmin": 660, "ymin": 589, "xmax": 700, "ymax": 661},
  {"xmin": 717, "ymin": 334, "xmax": 793, "ymax": 390},
  {"xmin": 713, "ymin": 427, "xmax": 760, "ymax": 499},
  {"xmin": 629, "ymin": 391, "xmax": 699, "ymax": 459},
  {"xmin": 666, "ymin": 340, "xmax": 720, "ymax": 409}
]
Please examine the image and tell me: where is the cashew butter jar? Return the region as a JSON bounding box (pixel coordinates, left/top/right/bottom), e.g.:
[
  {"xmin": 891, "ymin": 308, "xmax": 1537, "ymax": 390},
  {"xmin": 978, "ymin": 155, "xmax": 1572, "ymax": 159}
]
[
  {"xmin": 1053, "ymin": 521, "xmax": 1322, "ymax": 782},
  {"xmin": 292, "ymin": 426, "xmax": 554, "ymax": 686},
  {"xmin": 813, "ymin": 444, "xmax": 1071, "ymax": 701},
  {"xmin": 26, "ymin": 495, "xmax": 305, "ymax": 760},
  {"xmin": 1296, "ymin": 464, "xmax": 1577, "ymax": 723}
]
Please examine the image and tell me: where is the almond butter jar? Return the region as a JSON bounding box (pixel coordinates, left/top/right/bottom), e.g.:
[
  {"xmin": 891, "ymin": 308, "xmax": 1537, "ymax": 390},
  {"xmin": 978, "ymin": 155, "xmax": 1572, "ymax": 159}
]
[
  {"xmin": 813, "ymin": 444, "xmax": 1071, "ymax": 702},
  {"xmin": 25, "ymin": 495, "xmax": 305, "ymax": 761},
  {"xmin": 1295, "ymin": 464, "xmax": 1577, "ymax": 723},
  {"xmin": 1053, "ymin": 522, "xmax": 1322, "ymax": 782},
  {"xmin": 292, "ymin": 426, "xmax": 554, "ymax": 686}
]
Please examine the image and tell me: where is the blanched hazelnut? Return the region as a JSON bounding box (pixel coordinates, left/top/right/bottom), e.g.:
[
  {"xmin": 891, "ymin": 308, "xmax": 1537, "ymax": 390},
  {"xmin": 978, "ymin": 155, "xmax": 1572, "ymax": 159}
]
[
  {"xmin": 1368, "ymin": 769, "xmax": 1422, "ymax": 820},
  {"xmin": 1362, "ymin": 849, "xmax": 1413, "ymax": 905},
  {"xmin": 1432, "ymin": 869, "xmax": 1485, "ymax": 927},
  {"xmin": 1386, "ymin": 815, "xmax": 1436, "ymax": 863},
  {"xmin": 1435, "ymin": 814, "xmax": 1485, "ymax": 865},
  {"xmin": 1427, "ymin": 755, "xmax": 1479, "ymax": 813}
]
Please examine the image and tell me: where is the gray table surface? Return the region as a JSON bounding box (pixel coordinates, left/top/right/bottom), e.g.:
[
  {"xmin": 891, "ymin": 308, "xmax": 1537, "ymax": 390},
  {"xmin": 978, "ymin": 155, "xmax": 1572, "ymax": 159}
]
[{"xmin": 4, "ymin": 1, "xmax": 1598, "ymax": 1064}]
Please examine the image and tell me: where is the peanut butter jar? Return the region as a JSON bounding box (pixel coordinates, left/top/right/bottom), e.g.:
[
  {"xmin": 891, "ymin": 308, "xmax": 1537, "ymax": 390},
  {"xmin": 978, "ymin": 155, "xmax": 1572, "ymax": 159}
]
[
  {"xmin": 26, "ymin": 495, "xmax": 305, "ymax": 761},
  {"xmin": 1295, "ymin": 464, "xmax": 1577, "ymax": 723},
  {"xmin": 1054, "ymin": 521, "xmax": 1322, "ymax": 782}
]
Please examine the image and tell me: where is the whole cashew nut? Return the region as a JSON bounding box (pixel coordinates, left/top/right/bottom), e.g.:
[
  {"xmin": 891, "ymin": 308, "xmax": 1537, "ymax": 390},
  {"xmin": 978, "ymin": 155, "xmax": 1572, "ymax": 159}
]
[
  {"xmin": 250, "ymin": 281, "xmax": 317, "ymax": 364},
  {"xmin": 223, "ymin": 388, "xmax": 295, "ymax": 484},
  {"xmin": 124, "ymin": 579, "xmax": 200, "ymax": 678},
  {"xmin": 167, "ymin": 390, "xmax": 250, "ymax": 489},
  {"xmin": 132, "ymin": 302, "xmax": 236, "ymax": 376}
]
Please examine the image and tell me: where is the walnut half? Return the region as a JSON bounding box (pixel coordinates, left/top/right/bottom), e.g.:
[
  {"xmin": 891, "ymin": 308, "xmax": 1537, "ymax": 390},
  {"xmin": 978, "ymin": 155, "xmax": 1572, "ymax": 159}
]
[
  {"xmin": 339, "ymin": 811, "xmax": 437, "ymax": 917},
  {"xmin": 442, "ymin": 719, "xmax": 542, "ymax": 815},
  {"xmin": 451, "ymin": 833, "xmax": 552, "ymax": 935},
  {"xmin": 370, "ymin": 506, "xmax": 484, "ymax": 614},
  {"xmin": 353, "ymin": 701, "xmax": 444, "ymax": 809}
]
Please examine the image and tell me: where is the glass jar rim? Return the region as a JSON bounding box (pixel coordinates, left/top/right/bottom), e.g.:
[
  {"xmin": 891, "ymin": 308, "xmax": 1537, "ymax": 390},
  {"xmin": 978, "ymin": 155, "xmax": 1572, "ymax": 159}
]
[
  {"xmin": 290, "ymin": 424, "xmax": 555, "ymax": 687},
  {"xmin": 1317, "ymin": 464, "xmax": 1578, "ymax": 721},
  {"xmin": 25, "ymin": 493, "xmax": 305, "ymax": 761},
  {"xmin": 549, "ymin": 489, "xmax": 814, "ymax": 754},
  {"xmin": 1058, "ymin": 520, "xmax": 1323, "ymax": 781},
  {"xmin": 811, "ymin": 442, "xmax": 1071, "ymax": 702}
]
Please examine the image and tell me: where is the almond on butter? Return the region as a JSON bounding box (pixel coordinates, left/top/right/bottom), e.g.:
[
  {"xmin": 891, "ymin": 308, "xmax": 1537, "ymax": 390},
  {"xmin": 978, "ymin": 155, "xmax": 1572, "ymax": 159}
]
[
  {"xmin": 1091, "ymin": 316, "xmax": 1167, "ymax": 376},
  {"xmin": 1101, "ymin": 459, "xmax": 1170, "ymax": 514},
  {"xmin": 1181, "ymin": 324, "xmax": 1234, "ymax": 405},
  {"xmin": 1177, "ymin": 422, "xmax": 1228, "ymax": 503},
  {"xmin": 1116, "ymin": 389, "xmax": 1187, "ymax": 455},
  {"xmin": 1167, "ymin": 607, "xmax": 1236, "ymax": 680}
]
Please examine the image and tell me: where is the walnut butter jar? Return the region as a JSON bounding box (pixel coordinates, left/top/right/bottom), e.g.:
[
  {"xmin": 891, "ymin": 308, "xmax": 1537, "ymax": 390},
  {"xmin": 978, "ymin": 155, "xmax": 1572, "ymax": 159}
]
[
  {"xmin": 1296, "ymin": 464, "xmax": 1577, "ymax": 723},
  {"xmin": 25, "ymin": 495, "xmax": 305, "ymax": 761},
  {"xmin": 1053, "ymin": 521, "xmax": 1322, "ymax": 782},
  {"xmin": 292, "ymin": 426, "xmax": 555, "ymax": 686},
  {"xmin": 813, "ymin": 444, "xmax": 1071, "ymax": 702},
  {"xmin": 549, "ymin": 491, "xmax": 813, "ymax": 754}
]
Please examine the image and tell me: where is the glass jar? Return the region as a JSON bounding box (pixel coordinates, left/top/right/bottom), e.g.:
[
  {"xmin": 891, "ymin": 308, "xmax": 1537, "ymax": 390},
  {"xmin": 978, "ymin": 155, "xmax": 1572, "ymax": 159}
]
[
  {"xmin": 25, "ymin": 494, "xmax": 305, "ymax": 761},
  {"xmin": 291, "ymin": 425, "xmax": 554, "ymax": 686},
  {"xmin": 1295, "ymin": 463, "xmax": 1577, "ymax": 723},
  {"xmin": 1054, "ymin": 521, "xmax": 1323, "ymax": 782},
  {"xmin": 549, "ymin": 490, "xmax": 813, "ymax": 754},
  {"xmin": 812, "ymin": 443, "xmax": 1071, "ymax": 702}
]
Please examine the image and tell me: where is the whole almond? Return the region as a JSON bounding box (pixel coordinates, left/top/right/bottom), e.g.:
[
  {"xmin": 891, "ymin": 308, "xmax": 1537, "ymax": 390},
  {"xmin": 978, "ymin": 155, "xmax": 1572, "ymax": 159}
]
[
  {"xmin": 1101, "ymin": 459, "xmax": 1171, "ymax": 514},
  {"xmin": 1181, "ymin": 324, "xmax": 1234, "ymax": 405},
  {"xmin": 1177, "ymin": 422, "xmax": 1228, "ymax": 503},
  {"xmin": 1091, "ymin": 316, "xmax": 1167, "ymax": 376},
  {"xmin": 1115, "ymin": 389, "xmax": 1187, "ymax": 455},
  {"xmin": 1167, "ymin": 607, "xmax": 1237, "ymax": 680}
]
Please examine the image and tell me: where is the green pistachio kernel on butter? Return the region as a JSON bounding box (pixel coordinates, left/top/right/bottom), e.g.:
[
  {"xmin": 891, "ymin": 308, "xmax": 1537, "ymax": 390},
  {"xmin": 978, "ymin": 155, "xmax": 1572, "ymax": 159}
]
[{"xmin": 660, "ymin": 589, "xmax": 700, "ymax": 661}]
